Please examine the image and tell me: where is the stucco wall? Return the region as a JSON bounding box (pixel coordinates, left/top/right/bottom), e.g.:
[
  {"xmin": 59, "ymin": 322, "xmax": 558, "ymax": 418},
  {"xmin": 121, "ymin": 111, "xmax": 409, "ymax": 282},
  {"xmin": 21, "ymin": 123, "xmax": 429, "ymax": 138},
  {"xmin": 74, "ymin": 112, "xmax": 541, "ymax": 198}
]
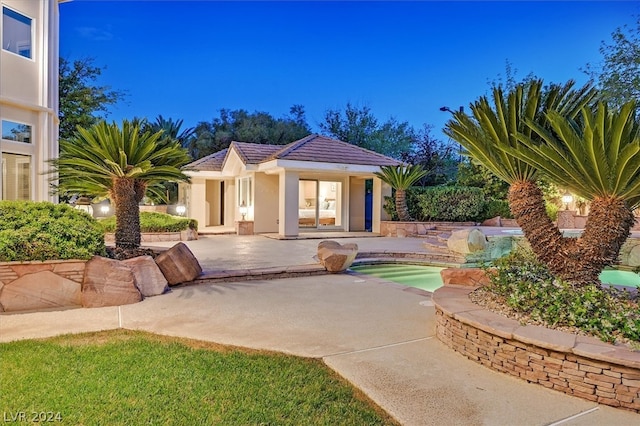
[{"xmin": 254, "ymin": 173, "xmax": 279, "ymax": 233}]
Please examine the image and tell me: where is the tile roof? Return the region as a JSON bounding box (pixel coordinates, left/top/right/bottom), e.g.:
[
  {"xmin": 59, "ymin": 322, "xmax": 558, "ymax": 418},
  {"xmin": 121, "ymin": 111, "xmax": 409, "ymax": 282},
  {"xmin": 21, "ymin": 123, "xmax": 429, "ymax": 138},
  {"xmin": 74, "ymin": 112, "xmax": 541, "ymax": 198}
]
[
  {"xmin": 269, "ymin": 134, "xmax": 401, "ymax": 166},
  {"xmin": 184, "ymin": 148, "xmax": 228, "ymax": 171},
  {"xmin": 185, "ymin": 134, "xmax": 401, "ymax": 172}
]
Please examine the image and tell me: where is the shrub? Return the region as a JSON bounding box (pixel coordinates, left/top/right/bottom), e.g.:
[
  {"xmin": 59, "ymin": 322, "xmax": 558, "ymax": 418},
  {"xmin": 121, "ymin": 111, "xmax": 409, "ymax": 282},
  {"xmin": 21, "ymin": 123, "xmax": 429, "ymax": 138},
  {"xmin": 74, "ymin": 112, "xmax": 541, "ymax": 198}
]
[
  {"xmin": 417, "ymin": 186, "xmax": 485, "ymax": 222},
  {"xmin": 482, "ymin": 248, "xmax": 640, "ymax": 343},
  {"xmin": 99, "ymin": 212, "xmax": 198, "ymax": 233},
  {"xmin": 481, "ymin": 199, "xmax": 513, "ymax": 219},
  {"xmin": 383, "ymin": 187, "xmax": 429, "ymax": 221},
  {"xmin": 0, "ymin": 201, "xmax": 106, "ymax": 261}
]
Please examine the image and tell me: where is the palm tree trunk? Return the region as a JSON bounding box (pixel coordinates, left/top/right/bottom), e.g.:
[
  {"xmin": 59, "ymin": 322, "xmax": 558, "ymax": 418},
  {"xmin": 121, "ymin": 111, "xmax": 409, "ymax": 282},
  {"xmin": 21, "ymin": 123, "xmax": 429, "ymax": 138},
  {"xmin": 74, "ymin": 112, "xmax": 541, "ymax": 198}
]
[
  {"xmin": 508, "ymin": 180, "xmax": 576, "ymax": 279},
  {"xmin": 568, "ymin": 196, "xmax": 636, "ymax": 285},
  {"xmin": 395, "ymin": 189, "xmax": 411, "ymax": 221},
  {"xmin": 113, "ymin": 178, "xmax": 141, "ymax": 249}
]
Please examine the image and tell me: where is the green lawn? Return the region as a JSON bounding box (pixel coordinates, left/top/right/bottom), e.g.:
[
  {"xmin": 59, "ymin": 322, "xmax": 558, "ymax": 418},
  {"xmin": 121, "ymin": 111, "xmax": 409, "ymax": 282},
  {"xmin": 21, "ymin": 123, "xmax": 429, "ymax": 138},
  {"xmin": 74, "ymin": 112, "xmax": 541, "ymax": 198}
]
[{"xmin": 1, "ymin": 330, "xmax": 397, "ymax": 425}]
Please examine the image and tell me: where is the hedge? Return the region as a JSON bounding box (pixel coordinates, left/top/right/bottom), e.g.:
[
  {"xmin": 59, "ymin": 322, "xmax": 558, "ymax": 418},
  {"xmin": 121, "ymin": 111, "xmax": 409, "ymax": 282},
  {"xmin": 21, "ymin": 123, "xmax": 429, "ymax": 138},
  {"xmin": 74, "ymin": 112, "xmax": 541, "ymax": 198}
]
[
  {"xmin": 99, "ymin": 211, "xmax": 198, "ymax": 233},
  {"xmin": 0, "ymin": 201, "xmax": 106, "ymax": 261}
]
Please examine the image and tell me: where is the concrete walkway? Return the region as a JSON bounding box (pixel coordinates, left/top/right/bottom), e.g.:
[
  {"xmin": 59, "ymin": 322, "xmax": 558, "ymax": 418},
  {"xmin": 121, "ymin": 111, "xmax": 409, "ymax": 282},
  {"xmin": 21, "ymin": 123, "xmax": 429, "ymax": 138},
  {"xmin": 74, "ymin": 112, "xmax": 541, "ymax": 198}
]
[{"xmin": 1, "ymin": 234, "xmax": 639, "ymax": 425}]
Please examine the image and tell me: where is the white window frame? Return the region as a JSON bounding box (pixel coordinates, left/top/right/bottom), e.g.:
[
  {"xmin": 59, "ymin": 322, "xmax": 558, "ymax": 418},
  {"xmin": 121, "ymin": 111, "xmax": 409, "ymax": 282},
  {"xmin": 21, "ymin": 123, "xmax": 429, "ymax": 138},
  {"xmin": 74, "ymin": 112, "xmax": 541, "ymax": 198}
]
[
  {"xmin": 1, "ymin": 152, "xmax": 32, "ymax": 200},
  {"xmin": 237, "ymin": 176, "xmax": 253, "ymax": 207},
  {"xmin": 2, "ymin": 6, "xmax": 34, "ymax": 60},
  {"xmin": 1, "ymin": 119, "xmax": 33, "ymax": 144}
]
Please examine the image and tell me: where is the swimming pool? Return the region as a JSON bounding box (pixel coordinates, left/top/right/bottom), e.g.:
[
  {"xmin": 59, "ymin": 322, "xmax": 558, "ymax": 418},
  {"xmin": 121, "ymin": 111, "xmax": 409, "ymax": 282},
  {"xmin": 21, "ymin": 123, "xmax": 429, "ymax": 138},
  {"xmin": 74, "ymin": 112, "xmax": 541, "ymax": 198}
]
[{"xmin": 350, "ymin": 264, "xmax": 640, "ymax": 291}]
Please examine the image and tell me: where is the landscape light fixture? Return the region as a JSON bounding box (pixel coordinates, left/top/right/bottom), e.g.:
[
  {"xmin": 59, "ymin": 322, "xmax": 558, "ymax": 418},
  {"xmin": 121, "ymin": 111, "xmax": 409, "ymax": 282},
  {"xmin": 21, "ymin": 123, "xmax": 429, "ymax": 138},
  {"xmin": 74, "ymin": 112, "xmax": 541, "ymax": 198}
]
[
  {"xmin": 74, "ymin": 196, "xmax": 93, "ymax": 215},
  {"xmin": 562, "ymin": 191, "xmax": 573, "ymax": 210},
  {"xmin": 176, "ymin": 205, "xmax": 186, "ymax": 216},
  {"xmin": 100, "ymin": 205, "xmax": 110, "ymax": 215},
  {"xmin": 240, "ymin": 200, "xmax": 247, "ymax": 221},
  {"xmin": 439, "ymin": 106, "xmax": 464, "ymax": 114}
]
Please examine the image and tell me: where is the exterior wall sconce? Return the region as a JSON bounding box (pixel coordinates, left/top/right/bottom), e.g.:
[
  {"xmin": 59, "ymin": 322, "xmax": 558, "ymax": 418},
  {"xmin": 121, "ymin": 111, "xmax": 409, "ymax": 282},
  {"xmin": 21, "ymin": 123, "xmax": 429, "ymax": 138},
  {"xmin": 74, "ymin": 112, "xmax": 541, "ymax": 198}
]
[
  {"xmin": 100, "ymin": 205, "xmax": 110, "ymax": 216},
  {"xmin": 239, "ymin": 200, "xmax": 247, "ymax": 221},
  {"xmin": 561, "ymin": 191, "xmax": 573, "ymax": 210},
  {"xmin": 176, "ymin": 205, "xmax": 186, "ymax": 216}
]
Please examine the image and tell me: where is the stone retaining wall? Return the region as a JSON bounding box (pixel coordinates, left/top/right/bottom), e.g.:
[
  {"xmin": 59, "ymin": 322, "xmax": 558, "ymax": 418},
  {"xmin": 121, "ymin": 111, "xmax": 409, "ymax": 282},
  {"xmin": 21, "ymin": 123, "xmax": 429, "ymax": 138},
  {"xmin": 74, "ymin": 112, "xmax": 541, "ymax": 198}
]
[
  {"xmin": 104, "ymin": 228, "xmax": 198, "ymax": 243},
  {"xmin": 433, "ymin": 285, "xmax": 640, "ymax": 413},
  {"xmin": 0, "ymin": 260, "xmax": 86, "ymax": 312},
  {"xmin": 380, "ymin": 221, "xmax": 477, "ymax": 237}
]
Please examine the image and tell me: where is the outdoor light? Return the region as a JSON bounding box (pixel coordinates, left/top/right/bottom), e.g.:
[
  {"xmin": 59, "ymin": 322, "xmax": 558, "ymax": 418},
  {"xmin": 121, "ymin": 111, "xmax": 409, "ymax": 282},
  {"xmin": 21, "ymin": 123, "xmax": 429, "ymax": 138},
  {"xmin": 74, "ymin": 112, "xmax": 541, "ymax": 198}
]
[
  {"xmin": 74, "ymin": 196, "xmax": 93, "ymax": 215},
  {"xmin": 176, "ymin": 205, "xmax": 186, "ymax": 216},
  {"xmin": 100, "ymin": 205, "xmax": 110, "ymax": 215},
  {"xmin": 562, "ymin": 191, "xmax": 573, "ymax": 210},
  {"xmin": 239, "ymin": 200, "xmax": 247, "ymax": 221}
]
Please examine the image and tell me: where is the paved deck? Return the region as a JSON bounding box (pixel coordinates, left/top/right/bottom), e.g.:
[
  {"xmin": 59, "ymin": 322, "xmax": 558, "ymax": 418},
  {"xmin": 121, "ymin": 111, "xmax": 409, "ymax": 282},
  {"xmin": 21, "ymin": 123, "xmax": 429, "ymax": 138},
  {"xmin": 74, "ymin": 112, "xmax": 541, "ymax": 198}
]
[{"xmin": 2, "ymin": 233, "xmax": 639, "ymax": 425}]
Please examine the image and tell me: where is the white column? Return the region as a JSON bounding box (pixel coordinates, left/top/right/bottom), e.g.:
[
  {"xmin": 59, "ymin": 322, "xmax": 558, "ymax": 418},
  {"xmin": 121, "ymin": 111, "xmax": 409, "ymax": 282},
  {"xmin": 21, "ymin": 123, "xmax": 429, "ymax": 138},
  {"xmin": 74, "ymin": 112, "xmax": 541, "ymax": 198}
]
[
  {"xmin": 189, "ymin": 178, "xmax": 207, "ymax": 227},
  {"xmin": 372, "ymin": 177, "xmax": 391, "ymax": 233},
  {"xmin": 279, "ymin": 170, "xmax": 299, "ymax": 237}
]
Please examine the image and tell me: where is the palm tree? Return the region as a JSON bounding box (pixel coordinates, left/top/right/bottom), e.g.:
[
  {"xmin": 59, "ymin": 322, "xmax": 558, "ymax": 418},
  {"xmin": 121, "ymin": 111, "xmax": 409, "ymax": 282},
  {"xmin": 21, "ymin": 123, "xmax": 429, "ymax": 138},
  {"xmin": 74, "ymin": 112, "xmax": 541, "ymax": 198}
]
[
  {"xmin": 375, "ymin": 165, "xmax": 428, "ymax": 221},
  {"xmin": 53, "ymin": 120, "xmax": 191, "ymax": 249},
  {"xmin": 444, "ymin": 79, "xmax": 597, "ymax": 282},
  {"xmin": 512, "ymin": 101, "xmax": 640, "ymax": 284}
]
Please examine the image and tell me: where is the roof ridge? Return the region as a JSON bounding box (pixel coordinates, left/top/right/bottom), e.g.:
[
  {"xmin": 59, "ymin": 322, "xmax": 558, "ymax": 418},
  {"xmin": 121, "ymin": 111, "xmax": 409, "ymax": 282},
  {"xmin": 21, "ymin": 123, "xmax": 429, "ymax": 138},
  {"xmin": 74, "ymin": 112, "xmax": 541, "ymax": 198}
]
[{"xmin": 269, "ymin": 134, "xmax": 318, "ymax": 160}]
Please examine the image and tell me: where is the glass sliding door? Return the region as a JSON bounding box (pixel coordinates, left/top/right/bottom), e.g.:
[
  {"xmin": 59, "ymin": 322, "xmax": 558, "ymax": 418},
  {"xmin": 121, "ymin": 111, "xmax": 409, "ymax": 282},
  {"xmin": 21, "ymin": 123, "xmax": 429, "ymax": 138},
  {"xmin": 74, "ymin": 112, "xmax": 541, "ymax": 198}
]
[
  {"xmin": 298, "ymin": 180, "xmax": 342, "ymax": 229},
  {"xmin": 298, "ymin": 180, "xmax": 318, "ymax": 228}
]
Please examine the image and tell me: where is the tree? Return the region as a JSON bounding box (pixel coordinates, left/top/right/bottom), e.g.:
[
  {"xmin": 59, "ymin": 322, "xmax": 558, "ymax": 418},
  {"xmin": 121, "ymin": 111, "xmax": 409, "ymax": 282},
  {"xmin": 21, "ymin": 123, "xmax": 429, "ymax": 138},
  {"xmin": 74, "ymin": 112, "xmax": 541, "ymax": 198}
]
[
  {"xmin": 190, "ymin": 105, "xmax": 312, "ymax": 159},
  {"xmin": 584, "ymin": 18, "xmax": 640, "ymax": 108},
  {"xmin": 52, "ymin": 120, "xmax": 191, "ymax": 250},
  {"xmin": 58, "ymin": 57, "xmax": 126, "ymax": 140},
  {"xmin": 319, "ymin": 103, "xmax": 415, "ymax": 159},
  {"xmin": 401, "ymin": 125, "xmax": 457, "ymax": 185},
  {"xmin": 374, "ymin": 165, "xmax": 428, "ymax": 221},
  {"xmin": 513, "ymin": 101, "xmax": 640, "ymax": 284},
  {"xmin": 444, "ymin": 79, "xmax": 598, "ymax": 285}
]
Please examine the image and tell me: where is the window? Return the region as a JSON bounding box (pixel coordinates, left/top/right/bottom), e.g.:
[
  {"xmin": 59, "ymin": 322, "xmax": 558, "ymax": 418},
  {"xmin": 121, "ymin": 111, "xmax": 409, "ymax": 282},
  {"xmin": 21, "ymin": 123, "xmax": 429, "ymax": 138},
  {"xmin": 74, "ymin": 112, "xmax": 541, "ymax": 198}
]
[
  {"xmin": 1, "ymin": 120, "xmax": 32, "ymax": 143},
  {"xmin": 2, "ymin": 153, "xmax": 31, "ymax": 200},
  {"xmin": 237, "ymin": 177, "xmax": 252, "ymax": 207},
  {"xmin": 2, "ymin": 7, "xmax": 32, "ymax": 59}
]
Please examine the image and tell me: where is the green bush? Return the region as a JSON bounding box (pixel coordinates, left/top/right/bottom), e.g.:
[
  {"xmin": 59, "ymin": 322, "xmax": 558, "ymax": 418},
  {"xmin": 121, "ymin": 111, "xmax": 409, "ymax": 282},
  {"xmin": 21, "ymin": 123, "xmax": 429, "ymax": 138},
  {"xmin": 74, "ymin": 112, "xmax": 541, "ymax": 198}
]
[
  {"xmin": 483, "ymin": 248, "xmax": 640, "ymax": 343},
  {"xmin": 481, "ymin": 199, "xmax": 513, "ymax": 219},
  {"xmin": 99, "ymin": 212, "xmax": 198, "ymax": 233},
  {"xmin": 0, "ymin": 201, "xmax": 106, "ymax": 261},
  {"xmin": 382, "ymin": 187, "xmax": 430, "ymax": 221},
  {"xmin": 417, "ymin": 186, "xmax": 485, "ymax": 222}
]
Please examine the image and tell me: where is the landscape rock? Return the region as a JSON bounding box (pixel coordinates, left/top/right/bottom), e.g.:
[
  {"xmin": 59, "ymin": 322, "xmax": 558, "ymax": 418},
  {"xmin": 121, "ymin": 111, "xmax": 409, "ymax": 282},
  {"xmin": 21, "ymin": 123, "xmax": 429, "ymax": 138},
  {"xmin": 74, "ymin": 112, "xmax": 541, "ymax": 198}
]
[
  {"xmin": 0, "ymin": 270, "xmax": 81, "ymax": 312},
  {"xmin": 317, "ymin": 240, "xmax": 358, "ymax": 273},
  {"xmin": 440, "ymin": 268, "xmax": 491, "ymax": 287},
  {"xmin": 154, "ymin": 242, "xmax": 202, "ymax": 285},
  {"xmin": 82, "ymin": 256, "xmax": 142, "ymax": 308},
  {"xmin": 481, "ymin": 216, "xmax": 502, "ymax": 227},
  {"xmin": 123, "ymin": 255, "xmax": 169, "ymax": 297},
  {"xmin": 447, "ymin": 228, "xmax": 487, "ymax": 254}
]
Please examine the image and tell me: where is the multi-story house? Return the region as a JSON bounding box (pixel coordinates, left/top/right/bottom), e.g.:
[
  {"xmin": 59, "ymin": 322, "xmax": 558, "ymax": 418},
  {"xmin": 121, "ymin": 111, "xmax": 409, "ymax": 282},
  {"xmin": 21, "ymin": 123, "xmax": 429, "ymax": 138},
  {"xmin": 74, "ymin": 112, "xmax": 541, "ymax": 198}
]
[{"xmin": 1, "ymin": 0, "xmax": 61, "ymax": 202}]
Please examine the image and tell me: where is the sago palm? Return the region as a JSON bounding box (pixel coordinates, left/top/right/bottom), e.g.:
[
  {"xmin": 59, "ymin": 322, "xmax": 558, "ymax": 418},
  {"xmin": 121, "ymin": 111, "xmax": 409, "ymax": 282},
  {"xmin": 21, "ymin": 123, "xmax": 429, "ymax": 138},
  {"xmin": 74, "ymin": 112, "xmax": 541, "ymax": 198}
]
[
  {"xmin": 444, "ymin": 79, "xmax": 596, "ymax": 279},
  {"xmin": 53, "ymin": 120, "xmax": 191, "ymax": 249},
  {"xmin": 512, "ymin": 101, "xmax": 640, "ymax": 284},
  {"xmin": 375, "ymin": 165, "xmax": 428, "ymax": 221}
]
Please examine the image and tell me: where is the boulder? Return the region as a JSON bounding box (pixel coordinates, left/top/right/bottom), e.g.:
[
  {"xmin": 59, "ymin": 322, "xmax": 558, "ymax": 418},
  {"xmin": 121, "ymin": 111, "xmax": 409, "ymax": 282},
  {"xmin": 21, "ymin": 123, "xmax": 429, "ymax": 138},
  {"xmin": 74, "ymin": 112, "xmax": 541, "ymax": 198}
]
[
  {"xmin": 481, "ymin": 216, "xmax": 502, "ymax": 227},
  {"xmin": 440, "ymin": 268, "xmax": 491, "ymax": 287},
  {"xmin": 317, "ymin": 240, "xmax": 358, "ymax": 273},
  {"xmin": 447, "ymin": 228, "xmax": 487, "ymax": 254},
  {"xmin": 0, "ymin": 270, "xmax": 81, "ymax": 312},
  {"xmin": 82, "ymin": 256, "xmax": 142, "ymax": 308},
  {"xmin": 154, "ymin": 242, "xmax": 202, "ymax": 285},
  {"xmin": 123, "ymin": 255, "xmax": 169, "ymax": 297}
]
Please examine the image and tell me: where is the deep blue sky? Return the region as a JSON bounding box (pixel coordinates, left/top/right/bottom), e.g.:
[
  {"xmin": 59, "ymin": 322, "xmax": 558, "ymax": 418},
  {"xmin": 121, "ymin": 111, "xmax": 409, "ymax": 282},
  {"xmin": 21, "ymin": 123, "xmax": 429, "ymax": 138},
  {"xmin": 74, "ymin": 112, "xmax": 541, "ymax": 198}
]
[{"xmin": 59, "ymin": 1, "xmax": 639, "ymax": 140}]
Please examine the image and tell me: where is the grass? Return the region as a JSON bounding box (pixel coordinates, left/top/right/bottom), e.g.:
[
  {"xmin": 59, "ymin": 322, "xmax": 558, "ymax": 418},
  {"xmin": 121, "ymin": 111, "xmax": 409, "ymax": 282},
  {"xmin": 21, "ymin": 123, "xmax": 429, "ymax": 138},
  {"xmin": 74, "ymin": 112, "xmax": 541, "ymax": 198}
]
[{"xmin": 0, "ymin": 330, "xmax": 396, "ymax": 425}]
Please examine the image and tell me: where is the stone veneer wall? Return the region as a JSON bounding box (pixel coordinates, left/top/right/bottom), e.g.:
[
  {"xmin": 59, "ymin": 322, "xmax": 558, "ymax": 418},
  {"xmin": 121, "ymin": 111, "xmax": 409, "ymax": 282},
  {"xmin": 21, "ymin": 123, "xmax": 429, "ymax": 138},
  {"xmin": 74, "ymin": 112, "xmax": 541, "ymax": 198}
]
[
  {"xmin": 104, "ymin": 228, "xmax": 198, "ymax": 243},
  {"xmin": 434, "ymin": 285, "xmax": 640, "ymax": 413},
  {"xmin": 0, "ymin": 260, "xmax": 86, "ymax": 312}
]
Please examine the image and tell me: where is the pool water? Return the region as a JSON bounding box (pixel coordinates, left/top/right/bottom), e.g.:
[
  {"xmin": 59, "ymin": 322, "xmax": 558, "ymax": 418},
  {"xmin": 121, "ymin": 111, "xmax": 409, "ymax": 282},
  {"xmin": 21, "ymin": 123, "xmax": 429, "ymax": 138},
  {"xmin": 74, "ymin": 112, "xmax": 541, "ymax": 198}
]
[
  {"xmin": 350, "ymin": 264, "xmax": 640, "ymax": 292},
  {"xmin": 350, "ymin": 264, "xmax": 444, "ymax": 292}
]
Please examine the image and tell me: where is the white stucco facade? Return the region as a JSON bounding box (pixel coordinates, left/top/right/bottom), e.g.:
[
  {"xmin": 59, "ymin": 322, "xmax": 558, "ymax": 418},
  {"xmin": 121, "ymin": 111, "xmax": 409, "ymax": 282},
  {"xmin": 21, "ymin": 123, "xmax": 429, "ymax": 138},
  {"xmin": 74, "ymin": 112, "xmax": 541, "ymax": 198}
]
[
  {"xmin": 182, "ymin": 136, "xmax": 398, "ymax": 237},
  {"xmin": 0, "ymin": 0, "xmax": 61, "ymax": 202}
]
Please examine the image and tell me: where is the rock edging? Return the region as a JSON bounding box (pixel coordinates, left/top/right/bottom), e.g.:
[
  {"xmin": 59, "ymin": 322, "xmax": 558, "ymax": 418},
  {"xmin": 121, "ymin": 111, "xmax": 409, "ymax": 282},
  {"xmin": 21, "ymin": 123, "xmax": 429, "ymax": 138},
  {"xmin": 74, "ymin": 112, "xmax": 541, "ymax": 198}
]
[{"xmin": 433, "ymin": 283, "xmax": 640, "ymax": 413}]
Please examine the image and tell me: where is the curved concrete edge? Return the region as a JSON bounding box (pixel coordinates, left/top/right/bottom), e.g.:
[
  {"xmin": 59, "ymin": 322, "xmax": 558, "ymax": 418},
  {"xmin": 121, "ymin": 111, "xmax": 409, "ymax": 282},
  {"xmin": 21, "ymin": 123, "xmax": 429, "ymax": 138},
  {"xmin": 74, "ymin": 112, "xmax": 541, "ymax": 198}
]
[{"xmin": 433, "ymin": 285, "xmax": 640, "ymax": 413}]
